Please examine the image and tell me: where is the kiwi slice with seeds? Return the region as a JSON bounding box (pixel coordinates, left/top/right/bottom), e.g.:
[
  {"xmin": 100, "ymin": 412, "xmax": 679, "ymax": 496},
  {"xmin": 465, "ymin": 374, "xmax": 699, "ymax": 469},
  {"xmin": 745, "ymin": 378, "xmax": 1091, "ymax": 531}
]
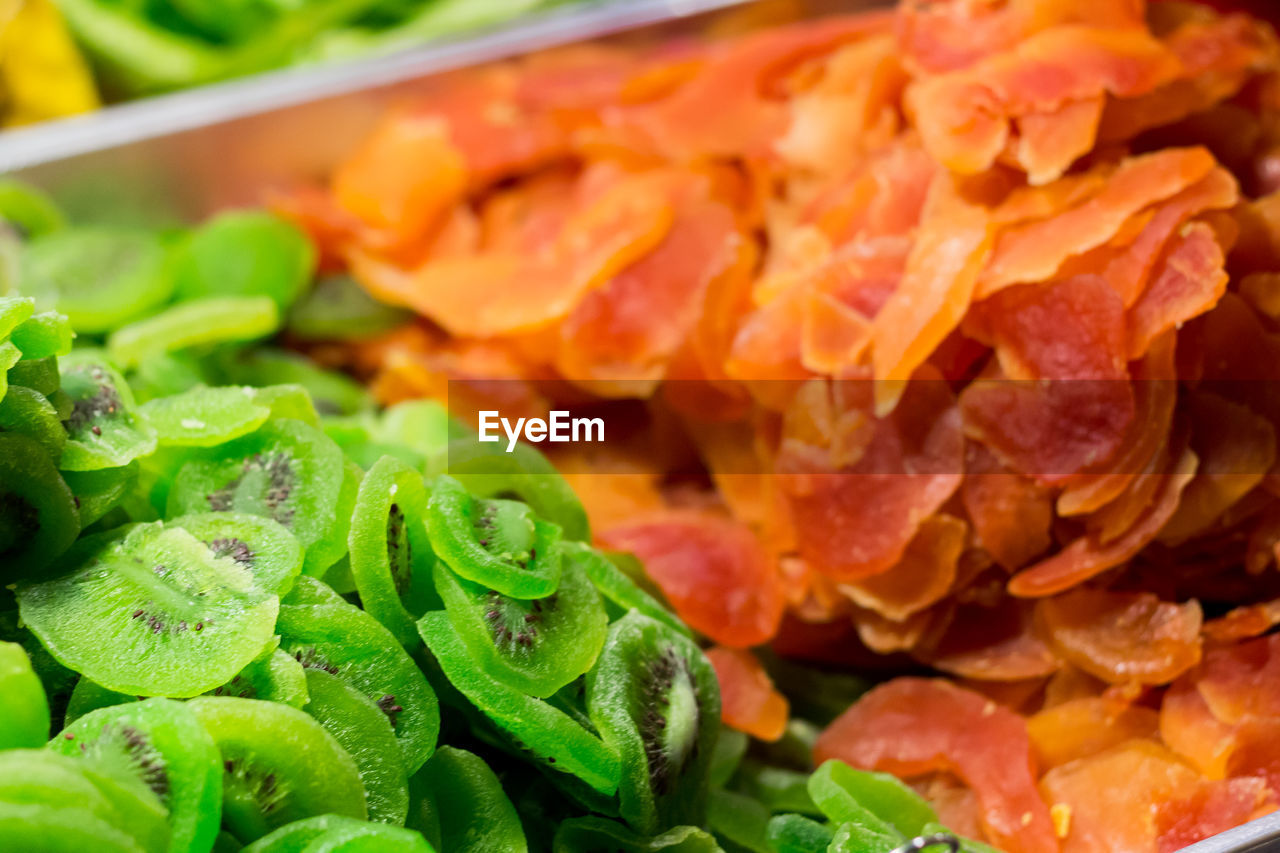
[
  {"xmin": 173, "ymin": 211, "xmax": 314, "ymax": 312},
  {"xmin": 107, "ymin": 296, "xmax": 280, "ymax": 370},
  {"xmin": 0, "ymin": 642, "xmax": 49, "ymax": 748},
  {"xmin": 426, "ymin": 475, "xmax": 563, "ymax": 600},
  {"xmin": 303, "ymin": 668, "xmax": 409, "ymax": 826},
  {"xmin": 277, "ymin": 600, "xmax": 438, "ymax": 774},
  {"xmin": 188, "ymin": 697, "xmax": 367, "ymax": 844},
  {"xmin": 140, "ymin": 386, "xmax": 272, "ymax": 447},
  {"xmin": 8, "ymin": 355, "xmax": 60, "ymax": 396},
  {"xmin": 434, "ymin": 551, "xmax": 607, "ymax": 699},
  {"xmin": 169, "ymin": 512, "xmax": 304, "ymax": 597},
  {"xmin": 586, "ymin": 611, "xmax": 721, "ymax": 835},
  {"xmin": 444, "ymin": 438, "xmax": 590, "ymax": 541},
  {"xmin": 58, "ymin": 351, "xmax": 157, "ymax": 471},
  {"xmin": 240, "ymin": 815, "xmax": 432, "ymax": 853},
  {"xmin": 0, "ymin": 433, "xmax": 79, "ymax": 582},
  {"xmin": 166, "ymin": 418, "xmax": 344, "ymax": 569},
  {"xmin": 51, "ymin": 698, "xmax": 223, "ymax": 853},
  {"xmin": 411, "ymin": 746, "xmax": 527, "ymax": 853},
  {"xmin": 0, "ymin": 384, "xmax": 66, "ymax": 460},
  {"xmin": 418, "ymin": 611, "xmax": 620, "ymax": 795},
  {"xmin": 17, "ymin": 521, "xmax": 279, "ymax": 697},
  {"xmin": 22, "ymin": 228, "xmax": 174, "ymax": 334},
  {"xmin": 11, "ymin": 311, "xmax": 74, "ymax": 360},
  {"xmin": 349, "ymin": 456, "xmax": 441, "ymax": 649}
]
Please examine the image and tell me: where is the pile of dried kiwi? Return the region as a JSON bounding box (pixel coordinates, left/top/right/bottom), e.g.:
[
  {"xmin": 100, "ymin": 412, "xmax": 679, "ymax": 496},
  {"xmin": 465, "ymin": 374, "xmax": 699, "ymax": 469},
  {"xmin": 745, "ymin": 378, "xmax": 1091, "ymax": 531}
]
[{"xmin": 0, "ymin": 180, "xmax": 993, "ymax": 853}]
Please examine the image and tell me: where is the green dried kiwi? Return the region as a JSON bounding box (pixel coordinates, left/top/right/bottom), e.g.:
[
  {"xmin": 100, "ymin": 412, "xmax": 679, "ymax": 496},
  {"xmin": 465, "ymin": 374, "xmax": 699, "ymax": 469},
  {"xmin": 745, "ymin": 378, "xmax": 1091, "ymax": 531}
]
[
  {"xmin": 11, "ymin": 311, "xmax": 74, "ymax": 359},
  {"xmin": 445, "ymin": 438, "xmax": 590, "ymax": 541},
  {"xmin": 708, "ymin": 729, "xmax": 748, "ymax": 788},
  {"xmin": 64, "ymin": 464, "xmax": 139, "ymax": 528},
  {"xmin": 218, "ymin": 349, "xmax": 372, "ymax": 417},
  {"xmin": 320, "ymin": 555, "xmax": 359, "ymax": 595},
  {"xmin": 552, "ymin": 817, "xmax": 723, "ymax": 853},
  {"xmin": 0, "ymin": 179, "xmax": 66, "ymax": 239},
  {"xmin": 66, "ymin": 646, "xmax": 310, "ymax": 723},
  {"xmin": 324, "ymin": 414, "xmax": 422, "ymax": 471},
  {"xmin": 129, "ymin": 351, "xmax": 210, "ymax": 404},
  {"xmin": 277, "ymin": 600, "xmax": 439, "ymax": 774},
  {"xmin": 241, "ymin": 815, "xmax": 433, "ymax": 853},
  {"xmin": 0, "ymin": 433, "xmax": 79, "ymax": 581},
  {"xmin": 0, "ymin": 641, "xmax": 49, "ymax": 748},
  {"xmin": 410, "ymin": 746, "xmax": 526, "ymax": 853},
  {"xmin": 0, "ymin": 294, "xmax": 35, "ymax": 338},
  {"xmin": 0, "ymin": 608, "xmax": 77, "ymax": 725},
  {"xmin": 379, "ymin": 401, "xmax": 450, "ymax": 468},
  {"xmin": 51, "ymin": 698, "xmax": 224, "ymax": 853},
  {"xmin": 303, "ymin": 459, "xmax": 362, "ymax": 578},
  {"xmin": 708, "ymin": 789, "xmax": 772, "ymax": 853},
  {"xmin": 303, "ymin": 668, "xmax": 409, "ymax": 826},
  {"xmin": 567, "ymin": 543, "xmax": 690, "ymax": 638},
  {"xmin": 169, "ymin": 512, "xmax": 304, "ymax": 597},
  {"xmin": 58, "ymin": 351, "xmax": 157, "ymax": 471},
  {"xmin": 418, "ymin": 612, "xmax": 620, "ymax": 795},
  {"xmin": 585, "ymin": 611, "xmax": 721, "ymax": 835},
  {"xmin": 174, "ymin": 212, "xmax": 315, "ymax": 312},
  {"xmin": 426, "ymin": 475, "xmax": 563, "ymax": 599},
  {"xmin": 166, "ymin": 418, "xmax": 344, "ymax": 570},
  {"xmin": 17, "ymin": 522, "xmax": 280, "ymax": 697},
  {"xmin": 282, "ymin": 575, "xmax": 347, "ymax": 607},
  {"xmin": 0, "ymin": 340, "xmax": 20, "ymax": 397},
  {"xmin": 22, "ymin": 228, "xmax": 173, "ymax": 333},
  {"xmin": 827, "ymin": 818, "xmax": 903, "ymax": 853},
  {"xmin": 0, "ymin": 384, "xmax": 66, "ymax": 460},
  {"xmin": 45, "ymin": 750, "xmax": 170, "ymax": 853},
  {"xmin": 140, "ymin": 386, "xmax": 272, "ymax": 447},
  {"xmin": 187, "ymin": 697, "xmax": 367, "ymax": 844},
  {"xmin": 349, "ymin": 456, "xmax": 440, "ymax": 649},
  {"xmin": 765, "ymin": 814, "xmax": 833, "ymax": 853},
  {"xmin": 0, "ymin": 801, "xmax": 146, "ymax": 852},
  {"xmin": 434, "ymin": 550, "xmax": 608, "ymax": 699},
  {"xmin": 0, "ymin": 750, "xmax": 120, "ymax": 819},
  {"xmin": 245, "ymin": 384, "xmax": 322, "ymax": 427},
  {"xmin": 808, "ymin": 760, "xmax": 935, "ymax": 836},
  {"xmin": 8, "ymin": 355, "xmax": 60, "ymax": 395},
  {"xmin": 107, "ymin": 296, "xmax": 280, "ymax": 370},
  {"xmin": 286, "ymin": 273, "xmax": 412, "ymax": 341}
]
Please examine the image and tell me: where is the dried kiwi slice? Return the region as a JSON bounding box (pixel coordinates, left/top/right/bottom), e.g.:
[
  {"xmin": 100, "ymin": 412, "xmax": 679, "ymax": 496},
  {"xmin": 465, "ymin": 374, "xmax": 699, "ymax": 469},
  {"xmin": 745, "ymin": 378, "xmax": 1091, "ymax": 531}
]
[
  {"xmin": 218, "ymin": 350, "xmax": 371, "ymax": 417},
  {"xmin": 303, "ymin": 668, "xmax": 409, "ymax": 826},
  {"xmin": 22, "ymin": 228, "xmax": 173, "ymax": 333},
  {"xmin": 411, "ymin": 746, "xmax": 527, "ymax": 853},
  {"xmin": 10, "ymin": 311, "xmax": 74, "ymax": 360},
  {"xmin": 445, "ymin": 438, "xmax": 590, "ymax": 541},
  {"xmin": 287, "ymin": 273, "xmax": 413, "ymax": 341},
  {"xmin": 51, "ymin": 698, "xmax": 223, "ymax": 853},
  {"xmin": 173, "ymin": 211, "xmax": 315, "ymax": 312},
  {"xmin": 140, "ymin": 386, "xmax": 271, "ymax": 447},
  {"xmin": 62, "ymin": 465, "xmax": 138, "ymax": 528},
  {"xmin": 349, "ymin": 456, "xmax": 440, "ymax": 649},
  {"xmin": 0, "ymin": 641, "xmax": 49, "ymax": 748},
  {"xmin": 17, "ymin": 522, "xmax": 279, "ymax": 697},
  {"xmin": 766, "ymin": 815, "xmax": 834, "ymax": 853},
  {"xmin": 0, "ymin": 179, "xmax": 66, "ymax": 239},
  {"xmin": 0, "ymin": 750, "xmax": 119, "ymax": 819},
  {"xmin": 586, "ymin": 611, "xmax": 721, "ymax": 835},
  {"xmin": 302, "ymin": 458, "xmax": 362, "ymax": 578},
  {"xmin": 277, "ymin": 600, "xmax": 439, "ymax": 774},
  {"xmin": 565, "ymin": 542, "xmax": 691, "ymax": 638},
  {"xmin": 58, "ymin": 351, "xmax": 157, "ymax": 471},
  {"xmin": 418, "ymin": 612, "xmax": 620, "ymax": 795},
  {"xmin": 8, "ymin": 355, "xmax": 60, "ymax": 396},
  {"xmin": 0, "ymin": 384, "xmax": 67, "ymax": 460},
  {"xmin": 426, "ymin": 475, "xmax": 563, "ymax": 599},
  {"xmin": 553, "ymin": 817, "xmax": 723, "ymax": 853},
  {"xmin": 188, "ymin": 697, "xmax": 367, "ymax": 844},
  {"xmin": 0, "ymin": 295, "xmax": 34, "ymax": 338},
  {"xmin": 0, "ymin": 433, "xmax": 79, "ymax": 582},
  {"xmin": 169, "ymin": 512, "xmax": 304, "ymax": 597},
  {"xmin": 434, "ymin": 551, "xmax": 608, "ymax": 698},
  {"xmin": 167, "ymin": 418, "xmax": 344, "ymax": 568},
  {"xmin": 0, "ymin": 340, "xmax": 21, "ymax": 398},
  {"xmin": 107, "ymin": 296, "xmax": 280, "ymax": 369},
  {"xmin": 241, "ymin": 815, "xmax": 432, "ymax": 853},
  {"xmin": 0, "ymin": 800, "xmax": 146, "ymax": 852}
]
